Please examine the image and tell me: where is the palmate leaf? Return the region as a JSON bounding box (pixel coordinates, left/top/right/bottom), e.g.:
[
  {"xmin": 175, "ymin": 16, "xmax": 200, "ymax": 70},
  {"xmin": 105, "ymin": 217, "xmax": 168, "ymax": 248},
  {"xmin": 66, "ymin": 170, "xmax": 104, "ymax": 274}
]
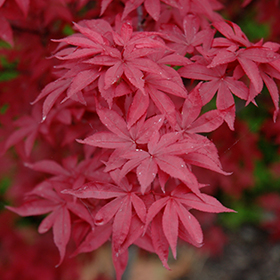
[
  {"xmin": 79, "ymin": 108, "xmax": 165, "ymax": 154},
  {"xmin": 3, "ymin": 104, "xmax": 50, "ymax": 156},
  {"xmin": 53, "ymin": 206, "xmax": 71, "ymax": 267},
  {"xmin": 7, "ymin": 199, "xmax": 71, "ymax": 266},
  {"xmin": 120, "ymin": 130, "xmax": 202, "ymax": 195},
  {"xmin": 127, "ymin": 90, "xmax": 150, "ymax": 128},
  {"xmin": 208, "ymin": 27, "xmax": 280, "ymax": 97},
  {"xmin": 162, "ymin": 199, "xmax": 178, "ymax": 258},
  {"xmin": 179, "ymin": 64, "xmax": 247, "ymax": 129},
  {"xmin": 7, "ymin": 179, "xmax": 94, "ymax": 266},
  {"xmin": 144, "ymin": 195, "xmax": 203, "ymax": 260},
  {"xmin": 212, "ymin": 20, "xmax": 251, "ymax": 47},
  {"xmin": 144, "ymin": 186, "xmax": 234, "ymax": 263},
  {"xmin": 151, "ymin": 213, "xmax": 170, "ymax": 269},
  {"xmin": 63, "ymin": 175, "xmax": 147, "ymax": 256}
]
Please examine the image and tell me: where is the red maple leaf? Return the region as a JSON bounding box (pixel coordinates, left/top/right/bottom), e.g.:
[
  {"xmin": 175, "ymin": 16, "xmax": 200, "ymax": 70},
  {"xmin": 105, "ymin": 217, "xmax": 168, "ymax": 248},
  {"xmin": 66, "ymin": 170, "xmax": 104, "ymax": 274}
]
[
  {"xmin": 160, "ymin": 14, "xmax": 214, "ymax": 55},
  {"xmin": 179, "ymin": 63, "xmax": 248, "ymax": 129},
  {"xmin": 34, "ymin": 19, "xmax": 171, "ymax": 119},
  {"xmin": 79, "ymin": 107, "xmax": 165, "ymax": 172},
  {"xmin": 4, "ymin": 104, "xmax": 49, "ymax": 156},
  {"xmin": 62, "ymin": 169, "xmax": 147, "ymax": 256},
  {"xmin": 79, "ymin": 107, "xmax": 164, "ymax": 149},
  {"xmin": 144, "ymin": 183, "xmax": 234, "ymax": 264},
  {"xmin": 176, "ymin": 85, "xmax": 231, "ymax": 175},
  {"xmin": 119, "ymin": 130, "xmax": 203, "ymax": 194},
  {"xmin": 6, "ymin": 179, "xmax": 94, "ymax": 266},
  {"xmin": 85, "ymin": 20, "xmax": 169, "ymax": 94},
  {"xmin": 209, "ymin": 21, "xmax": 280, "ymax": 103}
]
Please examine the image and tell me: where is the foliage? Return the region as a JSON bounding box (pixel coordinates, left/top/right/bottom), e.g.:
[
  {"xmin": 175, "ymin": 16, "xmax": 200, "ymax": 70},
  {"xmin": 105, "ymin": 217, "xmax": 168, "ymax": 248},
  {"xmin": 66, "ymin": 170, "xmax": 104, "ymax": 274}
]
[{"xmin": 1, "ymin": 0, "xmax": 280, "ymax": 279}]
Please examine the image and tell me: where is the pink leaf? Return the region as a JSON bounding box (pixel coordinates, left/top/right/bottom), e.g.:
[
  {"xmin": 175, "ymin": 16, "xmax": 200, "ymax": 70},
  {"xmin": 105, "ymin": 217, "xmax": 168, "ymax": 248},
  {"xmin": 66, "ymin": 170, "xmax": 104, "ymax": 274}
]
[
  {"xmin": 137, "ymin": 157, "xmax": 158, "ymax": 194},
  {"xmin": 63, "ymin": 182, "xmax": 124, "ymax": 199},
  {"xmin": 148, "ymin": 86, "xmax": 177, "ymax": 127},
  {"xmin": 225, "ymin": 78, "xmax": 249, "ymax": 100},
  {"xmin": 127, "ymin": 90, "xmax": 150, "ymax": 129},
  {"xmin": 72, "ymin": 22, "xmax": 105, "ymax": 44},
  {"xmin": 208, "ymin": 50, "xmax": 236, "ymax": 68},
  {"xmin": 67, "ymin": 201, "xmax": 94, "ymax": 226},
  {"xmin": 123, "ymin": 63, "xmax": 145, "ymax": 94},
  {"xmin": 240, "ymin": 47, "xmax": 280, "ymax": 63},
  {"xmin": 145, "ymin": 197, "xmax": 169, "ymax": 231},
  {"xmin": 179, "ymin": 64, "xmax": 217, "ymax": 80},
  {"xmin": 112, "ymin": 196, "xmax": 132, "ymax": 250},
  {"xmin": 72, "ymin": 224, "xmax": 112, "ymax": 255},
  {"xmin": 112, "ymin": 249, "xmax": 129, "ymax": 280},
  {"xmin": 24, "ymin": 160, "xmax": 70, "ymax": 176},
  {"xmin": 79, "ymin": 132, "xmax": 131, "ymax": 149},
  {"xmin": 135, "ymin": 114, "xmax": 164, "ymax": 144},
  {"xmin": 183, "ymin": 149, "xmax": 229, "ymax": 175},
  {"xmin": 127, "ymin": 59, "xmax": 166, "ymax": 76},
  {"xmin": 151, "ymin": 213, "xmax": 170, "ymax": 269},
  {"xmin": 237, "ymin": 56, "xmax": 263, "ymax": 93},
  {"xmin": 42, "ymin": 80, "xmax": 72, "ymax": 120},
  {"xmin": 97, "ymin": 107, "xmax": 130, "ymax": 139},
  {"xmin": 56, "ymin": 48, "xmax": 102, "ymax": 60},
  {"xmin": 155, "ymin": 155, "xmax": 189, "ymax": 182},
  {"xmin": 120, "ymin": 21, "xmax": 133, "ymax": 44},
  {"xmin": 181, "ymin": 85, "xmax": 203, "ymax": 128},
  {"xmin": 118, "ymin": 215, "xmax": 144, "ymax": 254},
  {"xmin": 95, "ymin": 197, "xmax": 123, "ymax": 225},
  {"xmin": 100, "ymin": 0, "xmax": 113, "ymax": 14},
  {"xmin": 217, "ymin": 81, "xmax": 235, "ymax": 110},
  {"xmin": 175, "ymin": 203, "xmax": 203, "ymax": 245},
  {"xmin": 66, "ymin": 69, "xmax": 100, "ymax": 99},
  {"xmin": 174, "ymin": 191, "xmax": 234, "ymax": 213},
  {"xmin": 53, "ymin": 206, "xmax": 71, "ymax": 267},
  {"xmin": 186, "ymin": 110, "xmax": 225, "ymax": 133},
  {"xmin": 38, "ymin": 209, "xmax": 58, "ymax": 234},
  {"xmin": 104, "ymin": 62, "xmax": 124, "ymax": 89},
  {"xmin": 120, "ymin": 151, "xmax": 150, "ymax": 179},
  {"xmin": 144, "ymin": 0, "xmax": 160, "ymax": 21},
  {"xmin": 131, "ymin": 193, "xmax": 147, "ymax": 223},
  {"xmin": 53, "ymin": 35, "xmax": 98, "ymax": 48},
  {"xmin": 6, "ymin": 199, "xmax": 58, "ymax": 216},
  {"xmin": 162, "ymin": 200, "xmax": 178, "ymax": 258}
]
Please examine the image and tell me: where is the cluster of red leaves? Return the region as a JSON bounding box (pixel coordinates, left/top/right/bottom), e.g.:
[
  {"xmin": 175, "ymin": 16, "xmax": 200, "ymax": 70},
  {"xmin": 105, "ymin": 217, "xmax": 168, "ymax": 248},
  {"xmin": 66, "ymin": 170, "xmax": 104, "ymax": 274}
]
[
  {"xmin": 0, "ymin": 212, "xmax": 81, "ymax": 280},
  {"xmin": 1, "ymin": 0, "xmax": 280, "ymax": 279}
]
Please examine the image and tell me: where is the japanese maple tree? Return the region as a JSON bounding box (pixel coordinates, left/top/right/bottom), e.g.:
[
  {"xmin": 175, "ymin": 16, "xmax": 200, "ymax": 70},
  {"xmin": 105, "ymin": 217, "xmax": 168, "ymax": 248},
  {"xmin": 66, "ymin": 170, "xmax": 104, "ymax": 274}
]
[{"xmin": 1, "ymin": 0, "xmax": 280, "ymax": 279}]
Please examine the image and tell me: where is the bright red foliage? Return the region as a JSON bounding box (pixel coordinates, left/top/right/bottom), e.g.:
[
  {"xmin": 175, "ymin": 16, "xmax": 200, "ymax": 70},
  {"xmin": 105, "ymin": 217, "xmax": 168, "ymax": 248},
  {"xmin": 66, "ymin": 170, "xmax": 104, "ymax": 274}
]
[{"xmin": 1, "ymin": 0, "xmax": 280, "ymax": 279}]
